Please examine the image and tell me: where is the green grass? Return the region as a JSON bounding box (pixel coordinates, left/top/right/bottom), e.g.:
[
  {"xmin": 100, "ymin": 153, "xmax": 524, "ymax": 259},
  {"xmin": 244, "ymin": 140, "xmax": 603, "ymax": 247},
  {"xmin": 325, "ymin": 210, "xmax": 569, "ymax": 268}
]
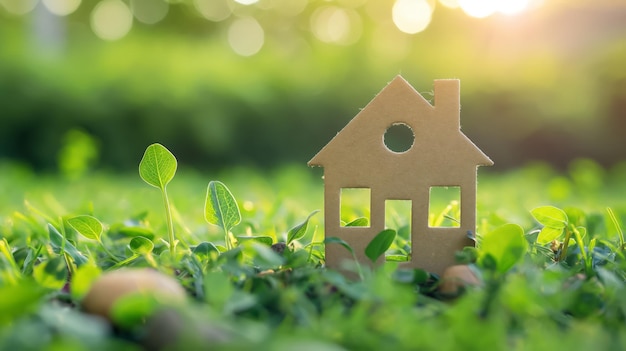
[{"xmin": 2, "ymin": 157, "xmax": 626, "ymax": 350}]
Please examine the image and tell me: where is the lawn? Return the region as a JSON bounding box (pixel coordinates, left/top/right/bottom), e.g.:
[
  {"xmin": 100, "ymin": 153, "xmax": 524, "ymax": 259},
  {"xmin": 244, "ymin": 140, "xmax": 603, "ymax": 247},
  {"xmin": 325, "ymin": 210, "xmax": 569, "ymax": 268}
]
[{"xmin": 2, "ymin": 149, "xmax": 626, "ymax": 350}]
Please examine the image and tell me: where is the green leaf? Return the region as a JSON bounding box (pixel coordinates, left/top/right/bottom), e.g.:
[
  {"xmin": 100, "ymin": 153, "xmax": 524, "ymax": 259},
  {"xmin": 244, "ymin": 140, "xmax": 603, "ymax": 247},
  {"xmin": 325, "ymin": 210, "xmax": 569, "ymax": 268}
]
[
  {"xmin": 70, "ymin": 264, "xmax": 101, "ymax": 300},
  {"xmin": 237, "ymin": 236, "xmax": 273, "ymax": 246},
  {"xmin": 365, "ymin": 229, "xmax": 396, "ymax": 263},
  {"xmin": 385, "ymin": 254, "xmax": 409, "ymax": 262},
  {"xmin": 33, "ymin": 256, "xmax": 68, "ymax": 290},
  {"xmin": 0, "ymin": 280, "xmax": 47, "ymax": 325},
  {"xmin": 247, "ymin": 243, "xmax": 285, "ymax": 269},
  {"xmin": 287, "ymin": 210, "xmax": 319, "ymax": 245},
  {"xmin": 324, "ymin": 237, "xmax": 354, "ymax": 254},
  {"xmin": 479, "ymin": 223, "xmax": 527, "ymax": 273},
  {"xmin": 139, "ymin": 143, "xmax": 177, "ymax": 190},
  {"xmin": 531, "ymin": 206, "xmax": 568, "ymax": 228},
  {"xmin": 129, "ymin": 236, "xmax": 154, "ymax": 255},
  {"xmin": 110, "ymin": 293, "xmax": 161, "ymax": 329},
  {"xmin": 67, "ymin": 215, "xmax": 103, "ymax": 241},
  {"xmin": 537, "ymin": 226, "xmax": 564, "ymax": 244},
  {"xmin": 112, "ymin": 225, "xmax": 155, "ymax": 240},
  {"xmin": 345, "ymin": 217, "xmax": 369, "ymax": 227},
  {"xmin": 193, "ymin": 242, "xmax": 220, "ymax": 260},
  {"xmin": 205, "ymin": 181, "xmax": 241, "ymax": 233},
  {"xmin": 48, "ymin": 224, "xmax": 88, "ymax": 267}
]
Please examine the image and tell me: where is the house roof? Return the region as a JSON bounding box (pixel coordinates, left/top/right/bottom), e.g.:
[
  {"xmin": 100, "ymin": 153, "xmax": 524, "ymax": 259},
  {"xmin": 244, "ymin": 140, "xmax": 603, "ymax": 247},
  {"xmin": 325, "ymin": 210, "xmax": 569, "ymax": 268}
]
[{"xmin": 308, "ymin": 76, "xmax": 493, "ymax": 170}]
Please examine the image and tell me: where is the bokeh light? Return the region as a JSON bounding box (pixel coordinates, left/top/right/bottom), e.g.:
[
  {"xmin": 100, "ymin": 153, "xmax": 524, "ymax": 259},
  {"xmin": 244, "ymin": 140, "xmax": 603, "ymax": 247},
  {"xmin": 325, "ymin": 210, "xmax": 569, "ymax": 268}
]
[
  {"xmin": 392, "ymin": 0, "xmax": 433, "ymax": 34},
  {"xmin": 42, "ymin": 0, "xmax": 81, "ymax": 16},
  {"xmin": 459, "ymin": 0, "xmax": 530, "ymax": 18},
  {"xmin": 497, "ymin": 0, "xmax": 530, "ymax": 15},
  {"xmin": 130, "ymin": 0, "xmax": 169, "ymax": 25},
  {"xmin": 227, "ymin": 17, "xmax": 264, "ymax": 56},
  {"xmin": 0, "ymin": 0, "xmax": 38, "ymax": 15},
  {"xmin": 194, "ymin": 0, "xmax": 231, "ymax": 22},
  {"xmin": 311, "ymin": 6, "xmax": 362, "ymax": 45},
  {"xmin": 234, "ymin": 0, "xmax": 258, "ymax": 5},
  {"xmin": 90, "ymin": 0, "xmax": 133, "ymax": 41},
  {"xmin": 458, "ymin": 0, "xmax": 496, "ymax": 18}
]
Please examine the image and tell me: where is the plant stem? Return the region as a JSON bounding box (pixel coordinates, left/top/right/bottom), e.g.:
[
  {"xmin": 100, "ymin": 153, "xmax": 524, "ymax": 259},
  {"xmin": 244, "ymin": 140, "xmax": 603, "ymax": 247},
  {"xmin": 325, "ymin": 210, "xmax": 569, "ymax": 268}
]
[
  {"xmin": 162, "ymin": 187, "xmax": 176, "ymax": 259},
  {"xmin": 225, "ymin": 230, "xmax": 232, "ymax": 250},
  {"xmin": 558, "ymin": 227, "xmax": 572, "ymax": 262},
  {"xmin": 98, "ymin": 240, "xmax": 120, "ymax": 263}
]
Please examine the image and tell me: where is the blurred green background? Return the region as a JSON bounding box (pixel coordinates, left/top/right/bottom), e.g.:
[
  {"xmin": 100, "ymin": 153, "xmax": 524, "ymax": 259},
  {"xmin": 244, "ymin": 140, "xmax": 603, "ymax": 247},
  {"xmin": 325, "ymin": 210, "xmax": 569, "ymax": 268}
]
[{"xmin": 0, "ymin": 0, "xmax": 625, "ymax": 174}]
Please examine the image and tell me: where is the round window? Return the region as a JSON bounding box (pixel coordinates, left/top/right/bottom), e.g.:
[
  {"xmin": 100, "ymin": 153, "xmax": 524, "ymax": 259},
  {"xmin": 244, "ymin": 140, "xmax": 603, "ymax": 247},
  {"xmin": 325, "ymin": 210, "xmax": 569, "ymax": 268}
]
[{"xmin": 384, "ymin": 123, "xmax": 414, "ymax": 153}]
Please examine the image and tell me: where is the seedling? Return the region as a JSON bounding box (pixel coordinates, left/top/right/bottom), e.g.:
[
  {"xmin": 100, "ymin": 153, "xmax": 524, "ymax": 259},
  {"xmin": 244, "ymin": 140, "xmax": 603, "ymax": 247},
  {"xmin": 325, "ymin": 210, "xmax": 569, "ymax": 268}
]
[
  {"xmin": 139, "ymin": 143, "xmax": 178, "ymax": 259},
  {"xmin": 205, "ymin": 180, "xmax": 241, "ymax": 250}
]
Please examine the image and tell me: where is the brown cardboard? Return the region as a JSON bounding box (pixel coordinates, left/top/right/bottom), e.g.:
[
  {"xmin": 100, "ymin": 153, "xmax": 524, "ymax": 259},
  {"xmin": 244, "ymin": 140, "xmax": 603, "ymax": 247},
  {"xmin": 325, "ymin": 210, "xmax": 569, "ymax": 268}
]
[{"xmin": 308, "ymin": 76, "xmax": 493, "ymax": 275}]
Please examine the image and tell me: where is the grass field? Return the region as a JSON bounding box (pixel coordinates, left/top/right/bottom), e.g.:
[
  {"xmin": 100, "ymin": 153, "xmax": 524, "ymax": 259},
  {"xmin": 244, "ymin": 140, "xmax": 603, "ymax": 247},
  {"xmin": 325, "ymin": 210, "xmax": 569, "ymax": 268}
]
[{"xmin": 2, "ymin": 156, "xmax": 626, "ymax": 350}]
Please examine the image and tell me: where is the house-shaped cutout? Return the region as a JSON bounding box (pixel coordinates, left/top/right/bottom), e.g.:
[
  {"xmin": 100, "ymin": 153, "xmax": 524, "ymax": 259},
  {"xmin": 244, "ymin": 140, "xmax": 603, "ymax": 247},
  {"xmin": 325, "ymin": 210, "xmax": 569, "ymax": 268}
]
[{"xmin": 308, "ymin": 76, "xmax": 493, "ymax": 275}]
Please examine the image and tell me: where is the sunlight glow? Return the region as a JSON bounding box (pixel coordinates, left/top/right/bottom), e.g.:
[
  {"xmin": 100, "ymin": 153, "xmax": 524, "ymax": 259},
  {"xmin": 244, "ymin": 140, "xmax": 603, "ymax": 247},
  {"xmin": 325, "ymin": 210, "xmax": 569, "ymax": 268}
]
[
  {"xmin": 459, "ymin": 0, "xmax": 530, "ymax": 18},
  {"xmin": 458, "ymin": 0, "xmax": 496, "ymax": 18},
  {"xmin": 228, "ymin": 17, "xmax": 264, "ymax": 56},
  {"xmin": 392, "ymin": 0, "xmax": 433, "ymax": 34},
  {"xmin": 90, "ymin": 0, "xmax": 133, "ymax": 41},
  {"xmin": 43, "ymin": 0, "xmax": 81, "ymax": 16},
  {"xmin": 233, "ymin": 0, "xmax": 258, "ymax": 5},
  {"xmin": 497, "ymin": 0, "xmax": 530, "ymax": 15},
  {"xmin": 438, "ymin": 0, "xmax": 459, "ymax": 9}
]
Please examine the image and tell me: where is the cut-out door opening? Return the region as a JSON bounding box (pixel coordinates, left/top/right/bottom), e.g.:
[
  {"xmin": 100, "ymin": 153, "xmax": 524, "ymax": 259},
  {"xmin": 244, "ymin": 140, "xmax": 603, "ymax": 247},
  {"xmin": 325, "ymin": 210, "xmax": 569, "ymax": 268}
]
[
  {"xmin": 340, "ymin": 188, "xmax": 371, "ymax": 227},
  {"xmin": 429, "ymin": 186, "xmax": 461, "ymax": 228},
  {"xmin": 385, "ymin": 200, "xmax": 411, "ymax": 262}
]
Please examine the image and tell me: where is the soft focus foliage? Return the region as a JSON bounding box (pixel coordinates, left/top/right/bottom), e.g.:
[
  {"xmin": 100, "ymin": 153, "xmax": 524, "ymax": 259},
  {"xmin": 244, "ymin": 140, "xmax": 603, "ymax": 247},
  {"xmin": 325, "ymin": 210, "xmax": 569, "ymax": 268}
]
[{"xmin": 0, "ymin": 0, "xmax": 625, "ymax": 171}]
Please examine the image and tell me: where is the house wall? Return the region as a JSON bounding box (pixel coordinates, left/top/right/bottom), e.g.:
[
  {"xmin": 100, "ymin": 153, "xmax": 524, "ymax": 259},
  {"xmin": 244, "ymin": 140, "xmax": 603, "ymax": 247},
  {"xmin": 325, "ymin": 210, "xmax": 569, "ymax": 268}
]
[{"xmin": 323, "ymin": 165, "xmax": 479, "ymax": 275}]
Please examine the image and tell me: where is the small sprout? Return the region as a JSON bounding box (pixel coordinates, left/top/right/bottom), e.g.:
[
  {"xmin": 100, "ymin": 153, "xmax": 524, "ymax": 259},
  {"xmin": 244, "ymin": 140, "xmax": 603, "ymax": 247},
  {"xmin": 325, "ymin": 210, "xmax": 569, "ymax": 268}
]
[
  {"xmin": 205, "ymin": 181, "xmax": 241, "ymax": 250},
  {"xmin": 139, "ymin": 143, "xmax": 178, "ymax": 259}
]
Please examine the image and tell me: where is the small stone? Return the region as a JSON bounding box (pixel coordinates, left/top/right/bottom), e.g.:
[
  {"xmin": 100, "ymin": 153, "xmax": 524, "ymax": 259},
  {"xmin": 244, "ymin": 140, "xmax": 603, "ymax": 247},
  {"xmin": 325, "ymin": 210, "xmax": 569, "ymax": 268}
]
[{"xmin": 81, "ymin": 268, "xmax": 186, "ymax": 321}]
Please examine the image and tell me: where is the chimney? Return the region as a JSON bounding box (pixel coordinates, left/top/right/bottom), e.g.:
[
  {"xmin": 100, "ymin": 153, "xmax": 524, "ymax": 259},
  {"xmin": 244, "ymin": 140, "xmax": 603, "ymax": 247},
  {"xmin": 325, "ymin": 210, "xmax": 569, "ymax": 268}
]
[{"xmin": 434, "ymin": 79, "xmax": 460, "ymax": 130}]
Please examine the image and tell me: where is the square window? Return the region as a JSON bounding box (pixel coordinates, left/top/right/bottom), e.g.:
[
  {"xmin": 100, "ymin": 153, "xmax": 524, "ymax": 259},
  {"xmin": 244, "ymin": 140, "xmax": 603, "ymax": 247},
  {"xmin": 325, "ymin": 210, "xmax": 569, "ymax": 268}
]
[
  {"xmin": 429, "ymin": 186, "xmax": 461, "ymax": 228},
  {"xmin": 340, "ymin": 188, "xmax": 370, "ymax": 227}
]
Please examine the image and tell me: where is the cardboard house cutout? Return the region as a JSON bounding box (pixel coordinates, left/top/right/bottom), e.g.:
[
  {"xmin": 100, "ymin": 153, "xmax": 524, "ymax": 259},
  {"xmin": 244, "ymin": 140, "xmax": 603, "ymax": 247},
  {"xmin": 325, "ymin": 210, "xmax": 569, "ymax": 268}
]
[{"xmin": 308, "ymin": 76, "xmax": 493, "ymax": 275}]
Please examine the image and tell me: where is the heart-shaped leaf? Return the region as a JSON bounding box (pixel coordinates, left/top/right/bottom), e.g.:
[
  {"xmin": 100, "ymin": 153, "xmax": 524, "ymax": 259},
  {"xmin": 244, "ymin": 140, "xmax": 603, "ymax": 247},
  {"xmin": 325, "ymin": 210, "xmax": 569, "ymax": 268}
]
[
  {"xmin": 205, "ymin": 181, "xmax": 241, "ymax": 233},
  {"xmin": 139, "ymin": 143, "xmax": 177, "ymax": 190},
  {"xmin": 67, "ymin": 215, "xmax": 103, "ymax": 241},
  {"xmin": 531, "ymin": 206, "xmax": 568, "ymax": 228}
]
